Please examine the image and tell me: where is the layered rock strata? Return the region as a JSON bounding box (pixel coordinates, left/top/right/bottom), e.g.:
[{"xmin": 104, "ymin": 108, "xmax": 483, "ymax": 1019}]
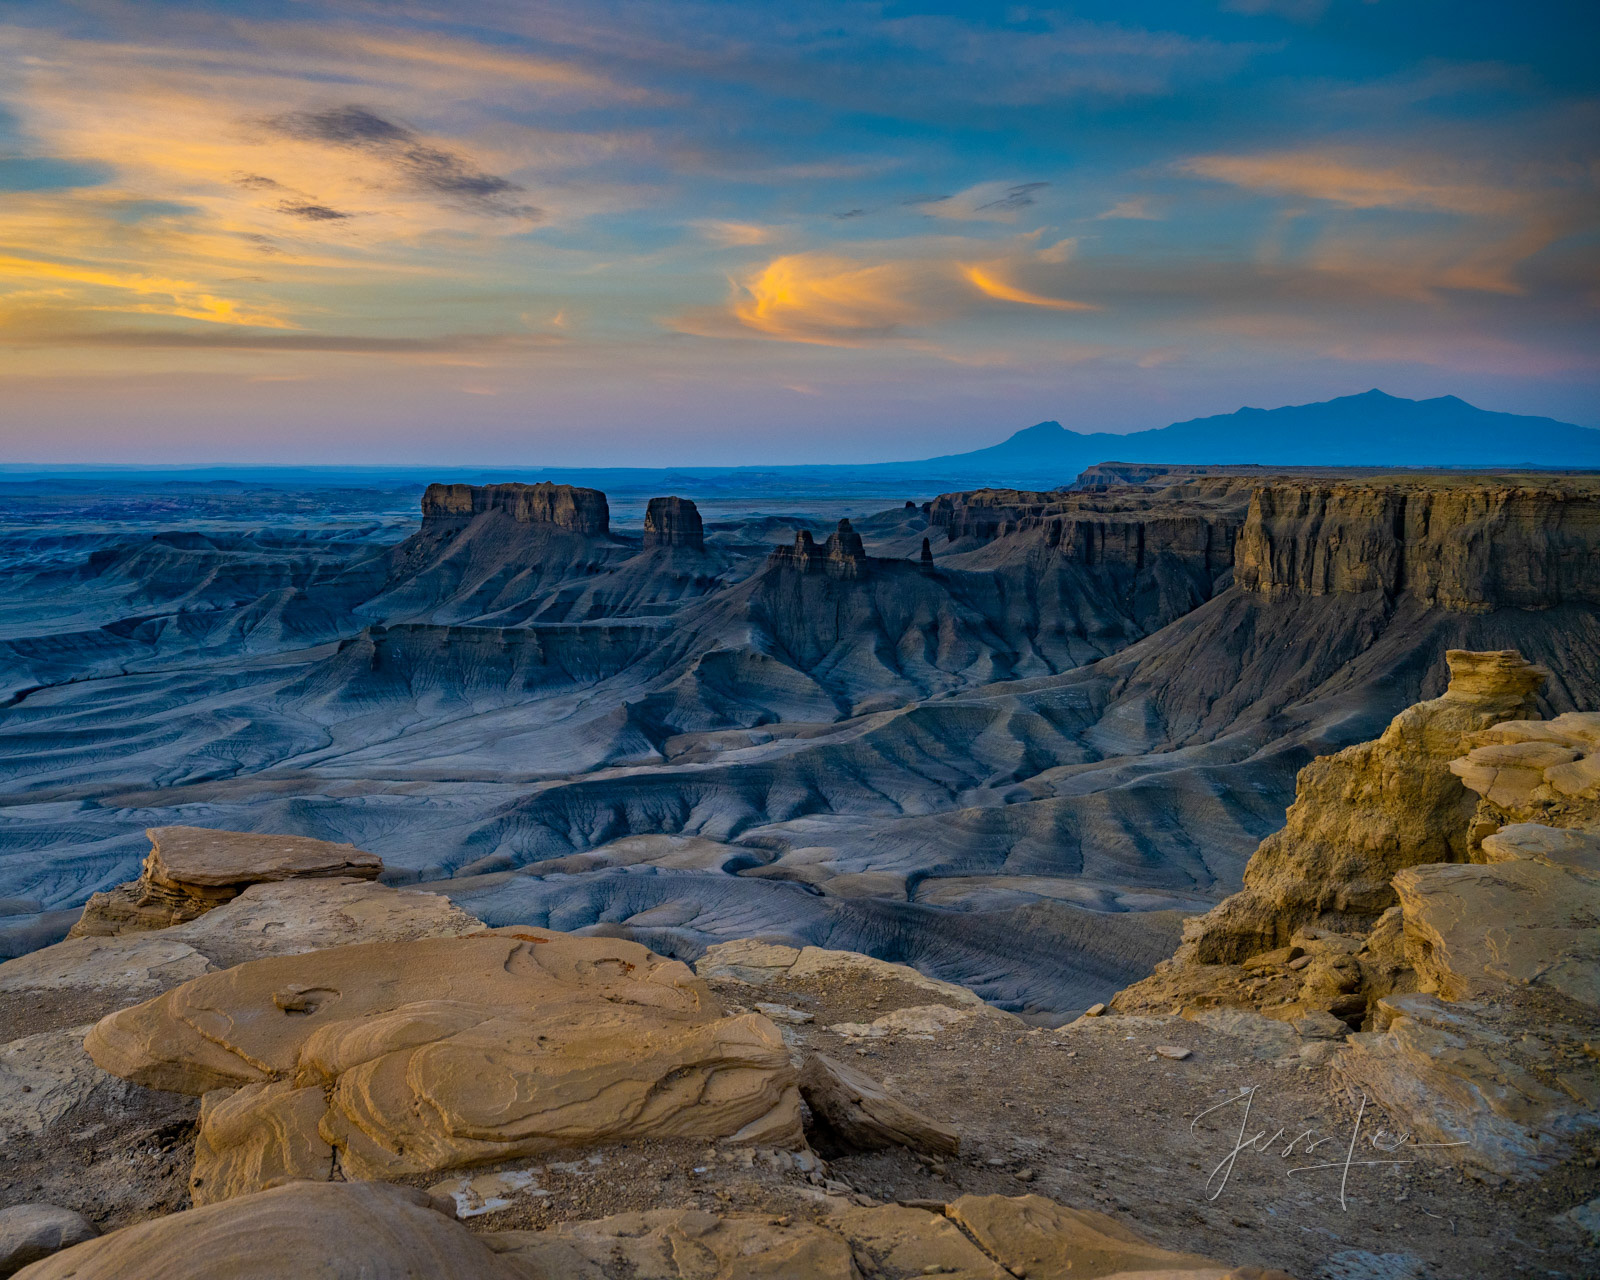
[
  {"xmin": 420, "ymin": 481, "xmax": 610, "ymax": 535},
  {"xmin": 641, "ymin": 496, "xmax": 705, "ymax": 550},
  {"xmin": 1236, "ymin": 477, "xmax": 1600, "ymax": 610},
  {"xmin": 85, "ymin": 930, "xmax": 802, "ymax": 1203},
  {"xmin": 68, "ymin": 827, "xmax": 383, "ymax": 939}
]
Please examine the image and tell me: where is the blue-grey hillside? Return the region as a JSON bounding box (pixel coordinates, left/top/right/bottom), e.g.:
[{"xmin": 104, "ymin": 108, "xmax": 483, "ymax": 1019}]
[{"xmin": 0, "ymin": 467, "xmax": 1596, "ymax": 1017}]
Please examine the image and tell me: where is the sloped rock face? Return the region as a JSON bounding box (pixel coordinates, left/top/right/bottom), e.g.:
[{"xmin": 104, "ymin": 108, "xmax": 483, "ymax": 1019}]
[
  {"xmin": 421, "ymin": 481, "xmax": 610, "ymax": 535},
  {"xmin": 1236, "ymin": 478, "xmax": 1600, "ymax": 610},
  {"xmin": 1336, "ymin": 992, "xmax": 1600, "ymax": 1181},
  {"xmin": 68, "ymin": 827, "xmax": 382, "ymax": 939},
  {"xmin": 1166, "ymin": 649, "xmax": 1544, "ymax": 965},
  {"xmin": 642, "ymin": 496, "xmax": 705, "ymax": 550},
  {"xmin": 84, "ymin": 929, "xmax": 801, "ymax": 1203},
  {"xmin": 10, "ymin": 1181, "xmax": 521, "ymax": 1280}
]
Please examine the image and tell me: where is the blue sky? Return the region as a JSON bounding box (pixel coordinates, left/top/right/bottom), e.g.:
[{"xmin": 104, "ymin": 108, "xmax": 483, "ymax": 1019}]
[{"xmin": 0, "ymin": 0, "xmax": 1595, "ymax": 463}]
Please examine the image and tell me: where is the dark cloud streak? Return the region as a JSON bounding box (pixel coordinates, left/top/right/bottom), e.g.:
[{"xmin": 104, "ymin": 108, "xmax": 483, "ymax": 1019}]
[{"xmin": 267, "ymin": 105, "xmax": 540, "ymax": 219}]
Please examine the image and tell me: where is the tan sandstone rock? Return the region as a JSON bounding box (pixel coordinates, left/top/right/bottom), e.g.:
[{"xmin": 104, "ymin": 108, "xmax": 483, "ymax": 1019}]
[
  {"xmin": 11, "ymin": 1180, "xmax": 519, "ymax": 1280},
  {"xmin": 1114, "ymin": 650, "xmax": 1544, "ymax": 1023},
  {"xmin": 85, "ymin": 929, "xmax": 802, "ymax": 1204},
  {"xmin": 944, "ymin": 1194, "xmax": 1254, "ymax": 1279},
  {"xmin": 1394, "ymin": 858, "xmax": 1600, "ymax": 1009},
  {"xmin": 69, "ymin": 827, "xmax": 382, "ymax": 939},
  {"xmin": 697, "ymin": 939, "xmax": 992, "ymax": 1009},
  {"xmin": 1335, "ymin": 993, "xmax": 1600, "ymax": 1181},
  {"xmin": 490, "ymin": 1196, "xmax": 1270, "ymax": 1280},
  {"xmin": 798, "ymin": 1052, "xmax": 960, "ymax": 1157}
]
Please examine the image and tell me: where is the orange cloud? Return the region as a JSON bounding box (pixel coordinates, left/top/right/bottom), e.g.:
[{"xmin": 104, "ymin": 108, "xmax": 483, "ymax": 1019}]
[
  {"xmin": 0, "ymin": 254, "xmax": 293, "ymax": 327},
  {"xmin": 960, "ymin": 265, "xmax": 1097, "ymax": 311},
  {"xmin": 727, "ymin": 254, "xmax": 940, "ymax": 345},
  {"xmin": 1180, "ymin": 150, "xmax": 1520, "ymax": 215}
]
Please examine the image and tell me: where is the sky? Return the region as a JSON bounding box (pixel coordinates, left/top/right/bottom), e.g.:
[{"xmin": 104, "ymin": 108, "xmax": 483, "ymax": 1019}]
[{"xmin": 0, "ymin": 0, "xmax": 1596, "ymax": 465}]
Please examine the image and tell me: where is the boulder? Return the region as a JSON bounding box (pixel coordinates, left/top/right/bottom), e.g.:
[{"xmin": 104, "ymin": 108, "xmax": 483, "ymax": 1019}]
[
  {"xmin": 0, "ymin": 1025, "xmax": 141, "ymax": 1140},
  {"xmin": 10, "ymin": 1181, "xmax": 518, "ymax": 1280},
  {"xmin": 1335, "ymin": 993, "xmax": 1600, "ymax": 1181},
  {"xmin": 69, "ymin": 827, "xmax": 382, "ymax": 939},
  {"xmin": 1393, "ymin": 858, "xmax": 1600, "ymax": 1009},
  {"xmin": 0, "ymin": 1205, "xmax": 96, "ymax": 1278},
  {"xmin": 1479, "ymin": 822, "xmax": 1600, "ymax": 876},
  {"xmin": 798, "ymin": 1052, "xmax": 960, "ymax": 1157},
  {"xmin": 85, "ymin": 929, "xmax": 802, "ymax": 1203},
  {"xmin": 697, "ymin": 939, "xmax": 991, "ymax": 1009},
  {"xmin": 642, "ymin": 496, "xmax": 704, "ymax": 550}
]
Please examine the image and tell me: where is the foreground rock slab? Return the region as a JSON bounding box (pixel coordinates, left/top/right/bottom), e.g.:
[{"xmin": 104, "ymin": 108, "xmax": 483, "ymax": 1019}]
[
  {"xmin": 69, "ymin": 827, "xmax": 383, "ymax": 939},
  {"xmin": 16, "ymin": 1182, "xmax": 1286, "ymax": 1280},
  {"xmin": 11, "ymin": 1181, "xmax": 520, "ymax": 1280},
  {"xmin": 798, "ymin": 1052, "xmax": 960, "ymax": 1158},
  {"xmin": 85, "ymin": 929, "xmax": 802, "ymax": 1202},
  {"xmin": 0, "ymin": 1205, "xmax": 96, "ymax": 1278}
]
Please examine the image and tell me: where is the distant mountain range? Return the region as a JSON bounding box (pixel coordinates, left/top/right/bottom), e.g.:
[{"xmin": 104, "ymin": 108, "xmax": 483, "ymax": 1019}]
[
  {"xmin": 893, "ymin": 389, "xmax": 1600, "ymax": 483},
  {"xmin": 6, "ymin": 390, "xmax": 1596, "ymax": 494}
]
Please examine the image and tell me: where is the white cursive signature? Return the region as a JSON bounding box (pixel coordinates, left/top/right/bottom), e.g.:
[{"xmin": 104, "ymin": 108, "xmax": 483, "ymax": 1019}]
[{"xmin": 1189, "ymin": 1085, "xmax": 1470, "ymax": 1210}]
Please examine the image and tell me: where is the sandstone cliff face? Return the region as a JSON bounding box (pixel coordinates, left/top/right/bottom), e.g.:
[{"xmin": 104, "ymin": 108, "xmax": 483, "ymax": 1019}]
[
  {"xmin": 1172, "ymin": 649, "xmax": 1546, "ymax": 964},
  {"xmin": 641, "ymin": 496, "xmax": 704, "ymax": 550},
  {"xmin": 1236, "ymin": 479, "xmax": 1600, "ymax": 611},
  {"xmin": 421, "ymin": 482, "xmax": 610, "ymax": 535}
]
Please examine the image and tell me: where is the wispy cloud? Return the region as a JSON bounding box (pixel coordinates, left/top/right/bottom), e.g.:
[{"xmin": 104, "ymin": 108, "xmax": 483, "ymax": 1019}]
[
  {"xmin": 918, "ymin": 181, "xmax": 1052, "ymax": 223},
  {"xmin": 264, "ymin": 105, "xmax": 539, "ymax": 219}
]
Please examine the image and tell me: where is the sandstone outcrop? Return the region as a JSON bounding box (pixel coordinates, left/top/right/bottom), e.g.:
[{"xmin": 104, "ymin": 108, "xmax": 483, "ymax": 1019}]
[
  {"xmin": 69, "ymin": 827, "xmax": 382, "ymax": 939},
  {"xmin": 1450, "ymin": 710, "xmax": 1600, "ymax": 840},
  {"xmin": 10, "ymin": 1181, "xmax": 521, "ymax": 1280},
  {"xmin": 489, "ymin": 1195, "xmax": 1274, "ymax": 1280},
  {"xmin": 696, "ymin": 939, "xmax": 992, "ymax": 1011},
  {"xmin": 17, "ymin": 1183, "xmax": 1283, "ymax": 1280},
  {"xmin": 1112, "ymin": 650, "xmax": 1600, "ymax": 1182},
  {"xmin": 85, "ymin": 929, "xmax": 802, "ymax": 1203},
  {"xmin": 1335, "ymin": 992, "xmax": 1600, "ymax": 1181},
  {"xmin": 1115, "ymin": 649, "xmax": 1546, "ymax": 1022},
  {"xmin": 420, "ymin": 481, "xmax": 610, "ymax": 535},
  {"xmin": 642, "ymin": 496, "xmax": 705, "ymax": 550},
  {"xmin": 1235, "ymin": 477, "xmax": 1600, "ymax": 610},
  {"xmin": 798, "ymin": 1052, "xmax": 960, "ymax": 1158}
]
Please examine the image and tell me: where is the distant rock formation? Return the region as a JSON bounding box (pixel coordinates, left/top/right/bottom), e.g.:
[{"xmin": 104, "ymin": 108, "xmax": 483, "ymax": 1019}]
[
  {"xmin": 420, "ymin": 481, "xmax": 610, "ymax": 535},
  {"xmin": 68, "ymin": 827, "xmax": 383, "ymax": 939},
  {"xmin": 920, "ymin": 536, "xmax": 935, "ymax": 568},
  {"xmin": 767, "ymin": 519, "xmax": 870, "ymax": 577},
  {"xmin": 641, "ymin": 496, "xmax": 704, "ymax": 550},
  {"xmin": 1236, "ymin": 478, "xmax": 1600, "ymax": 610}
]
